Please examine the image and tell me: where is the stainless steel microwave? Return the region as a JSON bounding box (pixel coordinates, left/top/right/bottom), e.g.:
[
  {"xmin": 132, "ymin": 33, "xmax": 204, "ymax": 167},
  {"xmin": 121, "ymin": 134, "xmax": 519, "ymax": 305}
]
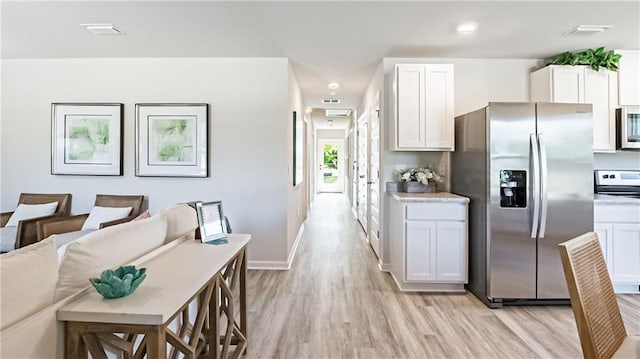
[{"xmin": 617, "ymin": 107, "xmax": 640, "ymax": 150}]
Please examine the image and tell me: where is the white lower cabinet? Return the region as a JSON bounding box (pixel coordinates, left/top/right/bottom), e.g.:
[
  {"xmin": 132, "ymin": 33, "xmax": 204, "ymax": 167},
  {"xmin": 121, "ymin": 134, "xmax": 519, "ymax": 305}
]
[
  {"xmin": 405, "ymin": 221, "xmax": 437, "ymax": 281},
  {"xmin": 612, "ymin": 223, "xmax": 640, "ymax": 286},
  {"xmin": 594, "ymin": 202, "xmax": 640, "ymax": 294},
  {"xmin": 390, "ymin": 195, "xmax": 469, "ymax": 292}
]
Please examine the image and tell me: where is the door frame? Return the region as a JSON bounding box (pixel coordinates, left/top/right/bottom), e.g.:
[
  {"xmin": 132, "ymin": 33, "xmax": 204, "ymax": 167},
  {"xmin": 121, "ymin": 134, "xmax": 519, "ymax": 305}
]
[
  {"xmin": 368, "ymin": 95, "xmax": 381, "ymax": 259},
  {"xmin": 356, "ymin": 112, "xmax": 369, "ymax": 234},
  {"xmin": 317, "ymin": 138, "xmax": 345, "ymax": 193}
]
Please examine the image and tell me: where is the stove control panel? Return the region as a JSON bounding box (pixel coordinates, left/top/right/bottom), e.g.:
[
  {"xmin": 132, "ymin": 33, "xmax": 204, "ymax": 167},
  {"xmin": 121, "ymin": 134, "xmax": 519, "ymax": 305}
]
[{"xmin": 595, "ymin": 170, "xmax": 640, "ymax": 186}]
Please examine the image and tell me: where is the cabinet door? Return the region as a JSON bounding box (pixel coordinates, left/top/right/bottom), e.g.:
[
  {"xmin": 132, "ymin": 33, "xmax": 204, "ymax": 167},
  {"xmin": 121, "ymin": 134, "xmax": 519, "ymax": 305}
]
[
  {"xmin": 424, "ymin": 64, "xmax": 454, "ymax": 150},
  {"xmin": 396, "ymin": 65, "xmax": 426, "ymax": 148},
  {"xmin": 405, "ymin": 221, "xmax": 437, "ymax": 281},
  {"xmin": 436, "ymin": 221, "xmax": 467, "ymax": 282},
  {"xmin": 585, "ymin": 68, "xmax": 618, "ymax": 152},
  {"xmin": 612, "ymin": 223, "xmax": 640, "ymax": 285},
  {"xmin": 617, "ymin": 50, "xmax": 640, "ymax": 106},
  {"xmin": 594, "ymin": 222, "xmax": 614, "ymax": 278},
  {"xmin": 551, "ymin": 66, "xmax": 584, "ymax": 103}
]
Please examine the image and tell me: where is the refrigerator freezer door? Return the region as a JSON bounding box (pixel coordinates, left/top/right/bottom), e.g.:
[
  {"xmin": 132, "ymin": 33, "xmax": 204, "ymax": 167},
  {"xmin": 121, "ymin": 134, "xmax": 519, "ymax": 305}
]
[
  {"xmin": 488, "ymin": 103, "xmax": 537, "ymax": 299},
  {"xmin": 535, "ymin": 102, "xmax": 594, "ymax": 299}
]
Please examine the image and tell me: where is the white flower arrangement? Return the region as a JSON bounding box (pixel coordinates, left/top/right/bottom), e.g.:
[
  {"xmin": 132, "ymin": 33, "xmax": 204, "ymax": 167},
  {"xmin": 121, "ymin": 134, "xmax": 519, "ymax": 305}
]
[{"xmin": 399, "ymin": 166, "xmax": 444, "ymax": 185}]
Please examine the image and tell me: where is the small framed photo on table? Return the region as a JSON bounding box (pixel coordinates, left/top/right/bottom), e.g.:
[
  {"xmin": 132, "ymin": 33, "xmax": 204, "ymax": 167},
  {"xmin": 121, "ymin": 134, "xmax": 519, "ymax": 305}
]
[{"xmin": 195, "ymin": 201, "xmax": 228, "ymax": 245}]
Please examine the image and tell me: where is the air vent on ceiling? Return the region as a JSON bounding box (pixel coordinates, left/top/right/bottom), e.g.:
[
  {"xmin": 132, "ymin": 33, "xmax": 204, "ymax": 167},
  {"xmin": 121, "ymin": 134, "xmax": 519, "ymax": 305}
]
[
  {"xmin": 325, "ymin": 109, "xmax": 352, "ymax": 117},
  {"xmin": 79, "ymin": 23, "xmax": 123, "ymax": 35},
  {"xmin": 562, "ymin": 25, "xmax": 613, "ymax": 36},
  {"xmin": 322, "ymin": 99, "xmax": 341, "ymax": 104}
]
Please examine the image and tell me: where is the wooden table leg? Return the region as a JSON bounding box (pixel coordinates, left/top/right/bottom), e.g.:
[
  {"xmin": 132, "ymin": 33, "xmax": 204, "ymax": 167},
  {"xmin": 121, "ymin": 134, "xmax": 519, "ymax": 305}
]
[
  {"xmin": 209, "ymin": 277, "xmax": 221, "ymax": 359},
  {"xmin": 240, "ymin": 248, "xmax": 248, "ymax": 354},
  {"xmin": 66, "ymin": 323, "xmax": 87, "ymax": 359},
  {"xmin": 145, "ymin": 326, "xmax": 166, "ymax": 359}
]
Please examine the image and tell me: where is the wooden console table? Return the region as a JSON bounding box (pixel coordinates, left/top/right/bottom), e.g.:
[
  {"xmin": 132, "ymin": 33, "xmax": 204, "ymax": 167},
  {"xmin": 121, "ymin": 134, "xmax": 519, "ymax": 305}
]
[{"xmin": 58, "ymin": 234, "xmax": 250, "ymax": 359}]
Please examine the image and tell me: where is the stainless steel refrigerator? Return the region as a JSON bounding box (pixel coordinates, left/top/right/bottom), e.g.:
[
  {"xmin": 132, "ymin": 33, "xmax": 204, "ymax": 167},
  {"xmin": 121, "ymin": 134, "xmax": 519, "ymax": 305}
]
[{"xmin": 451, "ymin": 102, "xmax": 593, "ymax": 308}]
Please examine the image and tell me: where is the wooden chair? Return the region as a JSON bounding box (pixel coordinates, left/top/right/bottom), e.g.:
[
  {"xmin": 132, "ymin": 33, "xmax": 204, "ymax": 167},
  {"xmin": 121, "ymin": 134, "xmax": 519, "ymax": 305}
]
[
  {"xmin": 0, "ymin": 193, "xmax": 72, "ymax": 249},
  {"xmin": 37, "ymin": 194, "xmax": 146, "ymax": 240},
  {"xmin": 559, "ymin": 232, "xmax": 640, "ymax": 359}
]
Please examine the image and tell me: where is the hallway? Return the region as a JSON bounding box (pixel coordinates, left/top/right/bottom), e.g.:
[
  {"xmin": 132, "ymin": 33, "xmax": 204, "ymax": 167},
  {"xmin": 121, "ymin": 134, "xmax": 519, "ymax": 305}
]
[{"xmin": 245, "ymin": 194, "xmax": 639, "ymax": 359}]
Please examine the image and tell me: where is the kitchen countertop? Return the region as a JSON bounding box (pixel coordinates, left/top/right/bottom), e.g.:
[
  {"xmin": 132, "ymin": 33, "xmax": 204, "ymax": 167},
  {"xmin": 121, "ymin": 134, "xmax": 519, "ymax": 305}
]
[
  {"xmin": 594, "ymin": 194, "xmax": 640, "ymax": 205},
  {"xmin": 391, "ymin": 192, "xmax": 470, "ymax": 203}
]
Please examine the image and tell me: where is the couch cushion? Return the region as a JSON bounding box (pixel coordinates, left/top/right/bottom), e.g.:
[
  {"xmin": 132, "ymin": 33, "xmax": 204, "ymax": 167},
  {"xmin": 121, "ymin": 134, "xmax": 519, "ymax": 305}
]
[
  {"xmin": 0, "ymin": 238, "xmax": 58, "ymax": 330},
  {"xmin": 157, "ymin": 204, "xmax": 198, "ymax": 243},
  {"xmin": 5, "ymin": 202, "xmax": 58, "ymax": 227},
  {"xmin": 55, "ymin": 215, "xmax": 167, "ymax": 301}
]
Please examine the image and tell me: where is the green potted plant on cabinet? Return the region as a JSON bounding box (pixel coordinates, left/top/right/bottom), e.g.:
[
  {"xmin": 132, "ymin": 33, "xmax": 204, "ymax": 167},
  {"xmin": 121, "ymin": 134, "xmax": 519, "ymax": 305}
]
[{"xmin": 548, "ymin": 47, "xmax": 622, "ymax": 71}]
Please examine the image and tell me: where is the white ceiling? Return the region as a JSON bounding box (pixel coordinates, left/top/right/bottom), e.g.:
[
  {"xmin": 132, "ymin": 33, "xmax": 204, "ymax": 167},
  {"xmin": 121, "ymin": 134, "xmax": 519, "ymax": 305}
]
[
  {"xmin": 311, "ymin": 109, "xmax": 352, "ymax": 130},
  {"xmin": 2, "ymin": 1, "xmax": 639, "ymax": 116}
]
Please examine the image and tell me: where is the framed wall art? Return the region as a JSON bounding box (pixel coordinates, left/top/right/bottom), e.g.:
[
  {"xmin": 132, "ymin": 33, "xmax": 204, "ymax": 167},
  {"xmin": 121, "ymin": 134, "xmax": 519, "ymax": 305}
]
[
  {"xmin": 293, "ymin": 111, "xmax": 304, "ymax": 186},
  {"xmin": 51, "ymin": 103, "xmax": 123, "ymax": 176},
  {"xmin": 135, "ymin": 103, "xmax": 208, "ymax": 177}
]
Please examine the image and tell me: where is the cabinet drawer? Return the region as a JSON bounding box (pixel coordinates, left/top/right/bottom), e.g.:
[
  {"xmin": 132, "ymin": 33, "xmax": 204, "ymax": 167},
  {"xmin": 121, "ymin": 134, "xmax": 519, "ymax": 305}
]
[
  {"xmin": 406, "ymin": 203, "xmax": 466, "ymax": 221},
  {"xmin": 595, "ymin": 204, "xmax": 640, "ymax": 223}
]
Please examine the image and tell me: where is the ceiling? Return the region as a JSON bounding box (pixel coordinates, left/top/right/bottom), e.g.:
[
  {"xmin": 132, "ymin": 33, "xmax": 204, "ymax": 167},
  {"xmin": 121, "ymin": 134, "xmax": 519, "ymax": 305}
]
[
  {"xmin": 2, "ymin": 1, "xmax": 639, "ymax": 116},
  {"xmin": 311, "ymin": 109, "xmax": 352, "ymax": 130}
]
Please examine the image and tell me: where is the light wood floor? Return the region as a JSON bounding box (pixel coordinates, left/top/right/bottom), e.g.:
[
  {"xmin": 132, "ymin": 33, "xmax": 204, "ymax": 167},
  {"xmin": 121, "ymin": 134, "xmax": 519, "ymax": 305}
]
[{"xmin": 245, "ymin": 193, "xmax": 639, "ymax": 359}]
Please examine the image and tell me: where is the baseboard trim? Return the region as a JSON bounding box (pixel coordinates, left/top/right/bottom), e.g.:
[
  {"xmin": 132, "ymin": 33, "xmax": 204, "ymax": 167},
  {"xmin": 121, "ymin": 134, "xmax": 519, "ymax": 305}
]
[
  {"xmin": 378, "ymin": 262, "xmax": 391, "ymax": 272},
  {"xmin": 286, "ymin": 222, "xmax": 305, "ymax": 269},
  {"xmin": 247, "ymin": 260, "xmax": 290, "ymax": 270},
  {"xmin": 247, "ymin": 223, "xmax": 305, "ymax": 271}
]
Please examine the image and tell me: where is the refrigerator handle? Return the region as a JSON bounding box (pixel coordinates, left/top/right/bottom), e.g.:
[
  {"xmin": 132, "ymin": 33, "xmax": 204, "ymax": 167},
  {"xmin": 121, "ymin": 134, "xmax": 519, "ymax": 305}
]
[
  {"xmin": 530, "ymin": 134, "xmax": 540, "ymax": 239},
  {"xmin": 538, "ymin": 133, "xmax": 549, "ymax": 238}
]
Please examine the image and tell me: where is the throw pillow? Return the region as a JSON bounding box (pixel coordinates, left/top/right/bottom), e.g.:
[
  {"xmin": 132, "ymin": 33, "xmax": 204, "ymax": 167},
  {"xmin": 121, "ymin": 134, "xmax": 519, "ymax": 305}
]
[
  {"xmin": 5, "ymin": 202, "xmax": 59, "ymax": 227},
  {"xmin": 81, "ymin": 206, "xmax": 133, "ymax": 230},
  {"xmin": 133, "ymin": 209, "xmax": 150, "ymax": 221},
  {"xmin": 0, "ymin": 238, "xmax": 58, "ymax": 330}
]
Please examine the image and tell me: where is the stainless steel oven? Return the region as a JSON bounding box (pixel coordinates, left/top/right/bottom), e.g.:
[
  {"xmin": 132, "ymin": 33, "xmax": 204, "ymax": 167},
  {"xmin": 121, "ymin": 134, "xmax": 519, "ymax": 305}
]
[{"xmin": 617, "ymin": 106, "xmax": 640, "ymax": 150}]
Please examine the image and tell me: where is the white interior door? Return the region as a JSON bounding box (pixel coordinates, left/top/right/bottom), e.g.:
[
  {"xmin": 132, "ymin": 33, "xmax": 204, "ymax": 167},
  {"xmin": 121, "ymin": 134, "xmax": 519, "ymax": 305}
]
[
  {"xmin": 317, "ymin": 139, "xmax": 344, "ymax": 193},
  {"xmin": 357, "ymin": 113, "xmax": 368, "ymax": 233},
  {"xmin": 368, "ymin": 101, "xmax": 381, "ymax": 258},
  {"xmin": 350, "ymin": 127, "xmax": 358, "ymax": 213}
]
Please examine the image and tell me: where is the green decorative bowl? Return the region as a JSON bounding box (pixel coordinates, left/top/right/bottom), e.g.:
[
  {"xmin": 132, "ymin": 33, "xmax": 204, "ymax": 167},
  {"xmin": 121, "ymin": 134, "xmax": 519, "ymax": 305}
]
[{"xmin": 89, "ymin": 265, "xmax": 147, "ymax": 299}]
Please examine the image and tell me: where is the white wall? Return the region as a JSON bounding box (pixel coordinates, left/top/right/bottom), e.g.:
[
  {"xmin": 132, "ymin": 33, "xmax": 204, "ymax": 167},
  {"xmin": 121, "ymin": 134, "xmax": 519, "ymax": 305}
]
[
  {"xmin": 316, "ymin": 129, "xmax": 347, "ymax": 139},
  {"xmin": 378, "ymin": 57, "xmax": 544, "ymax": 266},
  {"xmin": 1, "ymin": 57, "xmax": 294, "ymax": 265},
  {"xmin": 594, "ymin": 152, "xmax": 640, "ymax": 170},
  {"xmin": 286, "ymin": 64, "xmax": 306, "ymax": 264}
]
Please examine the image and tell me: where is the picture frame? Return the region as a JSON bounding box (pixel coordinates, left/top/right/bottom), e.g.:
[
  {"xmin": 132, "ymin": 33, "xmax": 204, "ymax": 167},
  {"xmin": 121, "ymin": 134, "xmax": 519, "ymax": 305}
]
[
  {"xmin": 135, "ymin": 103, "xmax": 208, "ymax": 177},
  {"xmin": 293, "ymin": 111, "xmax": 304, "ymax": 186},
  {"xmin": 195, "ymin": 201, "xmax": 228, "ymax": 244},
  {"xmin": 51, "ymin": 103, "xmax": 123, "ymax": 176}
]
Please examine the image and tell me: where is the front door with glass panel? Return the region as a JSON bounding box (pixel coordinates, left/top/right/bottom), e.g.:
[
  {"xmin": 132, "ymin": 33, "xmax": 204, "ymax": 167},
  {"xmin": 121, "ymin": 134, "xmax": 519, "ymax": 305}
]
[{"xmin": 317, "ymin": 139, "xmax": 344, "ymax": 193}]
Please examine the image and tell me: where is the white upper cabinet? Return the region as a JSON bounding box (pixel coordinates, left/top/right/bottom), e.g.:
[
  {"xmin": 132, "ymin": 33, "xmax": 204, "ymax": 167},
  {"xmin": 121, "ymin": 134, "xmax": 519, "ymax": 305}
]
[
  {"xmin": 393, "ymin": 64, "xmax": 454, "ymax": 151},
  {"xmin": 617, "ymin": 50, "xmax": 640, "ymax": 106},
  {"xmin": 531, "ymin": 65, "xmax": 618, "ymax": 153}
]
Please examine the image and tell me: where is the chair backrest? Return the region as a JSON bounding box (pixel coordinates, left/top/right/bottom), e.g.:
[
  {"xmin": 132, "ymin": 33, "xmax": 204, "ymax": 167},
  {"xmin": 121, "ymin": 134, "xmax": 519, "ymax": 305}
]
[
  {"xmin": 558, "ymin": 232, "xmax": 627, "ymax": 359},
  {"xmin": 94, "ymin": 194, "xmax": 146, "ymax": 217},
  {"xmin": 18, "ymin": 193, "xmax": 72, "ymax": 216}
]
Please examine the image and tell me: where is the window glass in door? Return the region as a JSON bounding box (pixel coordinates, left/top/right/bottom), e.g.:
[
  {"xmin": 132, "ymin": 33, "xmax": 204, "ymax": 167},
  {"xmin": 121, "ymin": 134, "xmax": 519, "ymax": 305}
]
[{"xmin": 317, "ymin": 139, "xmax": 344, "ymax": 193}]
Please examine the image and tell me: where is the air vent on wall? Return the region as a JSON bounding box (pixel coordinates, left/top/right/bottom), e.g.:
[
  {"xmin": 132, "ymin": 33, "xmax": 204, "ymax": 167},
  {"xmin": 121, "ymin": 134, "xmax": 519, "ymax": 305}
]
[
  {"xmin": 322, "ymin": 99, "xmax": 340, "ymax": 104},
  {"xmin": 325, "ymin": 109, "xmax": 352, "ymax": 117}
]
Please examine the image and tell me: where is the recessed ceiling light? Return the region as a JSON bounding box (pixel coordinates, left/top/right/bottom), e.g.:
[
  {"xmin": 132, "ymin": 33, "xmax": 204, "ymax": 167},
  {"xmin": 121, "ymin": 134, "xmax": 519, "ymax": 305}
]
[
  {"xmin": 79, "ymin": 23, "xmax": 123, "ymax": 35},
  {"xmin": 562, "ymin": 25, "xmax": 613, "ymax": 36},
  {"xmin": 330, "ymin": 92, "xmax": 336, "ymax": 96},
  {"xmin": 456, "ymin": 22, "xmax": 478, "ymax": 34},
  {"xmin": 328, "ymin": 82, "xmax": 340, "ymax": 90}
]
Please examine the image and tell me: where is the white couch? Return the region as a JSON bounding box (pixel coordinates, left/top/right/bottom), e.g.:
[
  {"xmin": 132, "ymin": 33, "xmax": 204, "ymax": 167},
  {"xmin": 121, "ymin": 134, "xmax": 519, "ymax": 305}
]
[{"xmin": 0, "ymin": 204, "xmax": 198, "ymax": 359}]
